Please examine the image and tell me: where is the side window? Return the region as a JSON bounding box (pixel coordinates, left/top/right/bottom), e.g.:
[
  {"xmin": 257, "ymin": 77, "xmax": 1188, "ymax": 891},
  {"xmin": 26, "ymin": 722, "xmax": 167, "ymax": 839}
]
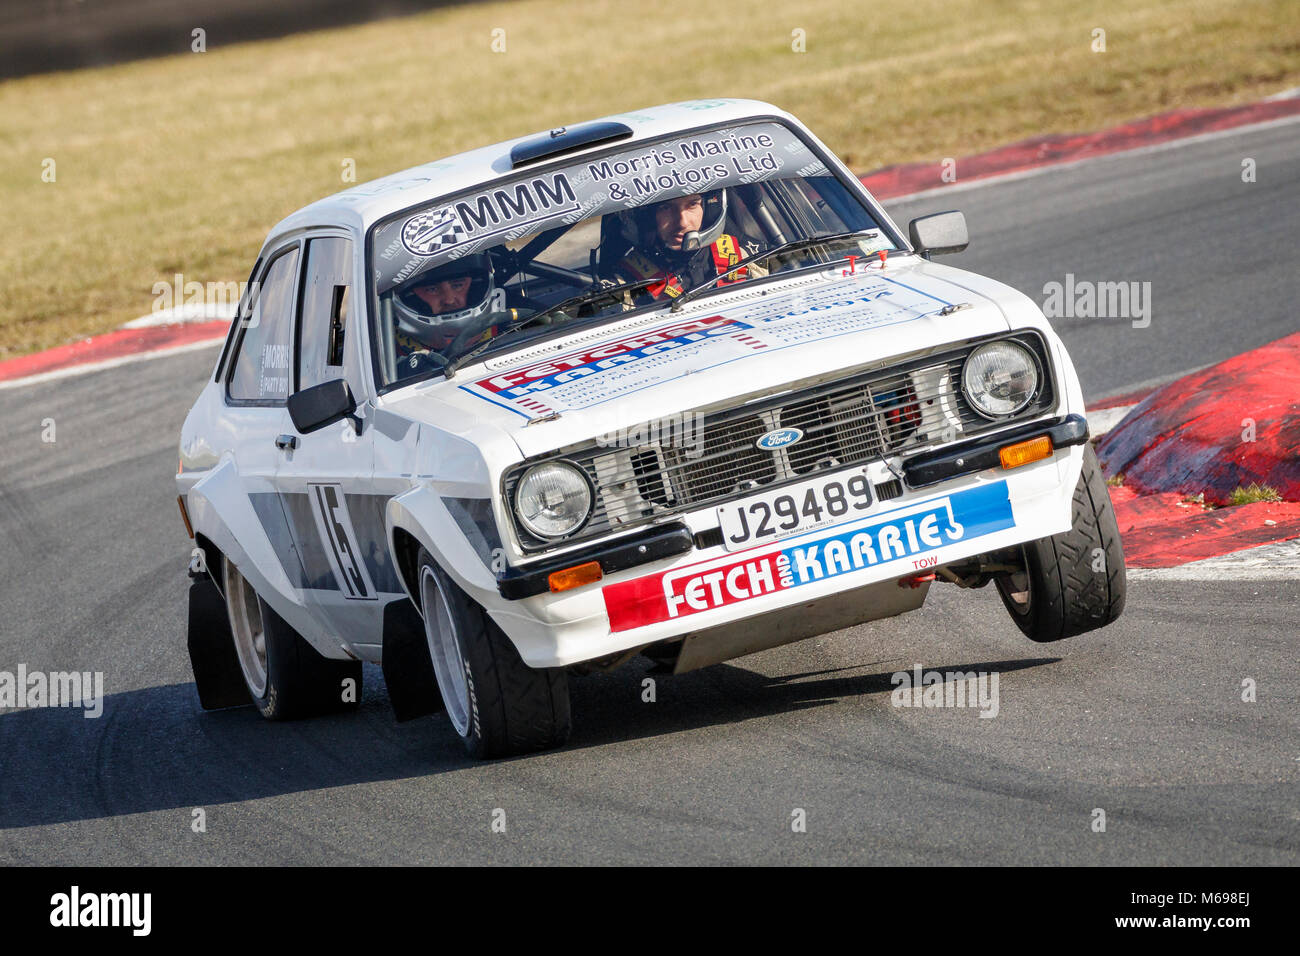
[
  {"xmin": 214, "ymin": 256, "xmax": 262, "ymax": 382},
  {"xmin": 296, "ymin": 237, "xmax": 353, "ymax": 392},
  {"xmin": 227, "ymin": 246, "xmax": 299, "ymax": 403}
]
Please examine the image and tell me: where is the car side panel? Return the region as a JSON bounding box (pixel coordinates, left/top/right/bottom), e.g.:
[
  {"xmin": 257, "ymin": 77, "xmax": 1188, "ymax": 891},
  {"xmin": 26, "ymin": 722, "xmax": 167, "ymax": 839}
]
[{"xmin": 179, "ymin": 383, "xmax": 353, "ymax": 660}]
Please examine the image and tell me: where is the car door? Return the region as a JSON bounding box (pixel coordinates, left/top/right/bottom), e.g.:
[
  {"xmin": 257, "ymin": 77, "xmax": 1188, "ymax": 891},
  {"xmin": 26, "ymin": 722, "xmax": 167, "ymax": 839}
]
[
  {"xmin": 217, "ymin": 242, "xmax": 318, "ymax": 628},
  {"xmin": 275, "ymin": 233, "xmax": 404, "ymax": 661}
]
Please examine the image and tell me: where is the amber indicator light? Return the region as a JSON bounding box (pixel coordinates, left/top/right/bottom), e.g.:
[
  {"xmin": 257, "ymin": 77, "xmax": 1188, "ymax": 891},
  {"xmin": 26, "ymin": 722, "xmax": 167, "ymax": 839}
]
[
  {"xmin": 999, "ymin": 435, "xmax": 1053, "ymax": 470},
  {"xmin": 548, "ymin": 561, "xmax": 603, "ymax": 592}
]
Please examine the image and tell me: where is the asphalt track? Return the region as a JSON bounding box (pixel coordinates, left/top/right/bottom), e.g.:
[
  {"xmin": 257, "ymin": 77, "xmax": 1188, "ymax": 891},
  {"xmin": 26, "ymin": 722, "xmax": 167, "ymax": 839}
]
[{"xmin": 0, "ymin": 119, "xmax": 1297, "ymax": 865}]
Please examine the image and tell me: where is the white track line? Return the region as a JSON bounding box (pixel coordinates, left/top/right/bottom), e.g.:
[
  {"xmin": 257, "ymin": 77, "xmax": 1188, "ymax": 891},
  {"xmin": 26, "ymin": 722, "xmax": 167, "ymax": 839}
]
[
  {"xmin": 1086, "ymin": 405, "xmax": 1138, "ymax": 438},
  {"xmin": 881, "ymin": 110, "xmax": 1300, "ymax": 203},
  {"xmin": 121, "ymin": 304, "xmax": 234, "ymax": 329},
  {"xmin": 1128, "ymin": 539, "xmax": 1300, "ymax": 581},
  {"xmin": 0, "ymin": 336, "xmax": 223, "ymax": 391}
]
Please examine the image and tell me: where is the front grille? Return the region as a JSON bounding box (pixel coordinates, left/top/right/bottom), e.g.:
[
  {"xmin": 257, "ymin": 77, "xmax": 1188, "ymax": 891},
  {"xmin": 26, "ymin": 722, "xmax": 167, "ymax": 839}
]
[
  {"xmin": 659, "ymin": 415, "xmax": 778, "ymax": 503},
  {"xmin": 505, "ymin": 332, "xmax": 1054, "ymax": 552}
]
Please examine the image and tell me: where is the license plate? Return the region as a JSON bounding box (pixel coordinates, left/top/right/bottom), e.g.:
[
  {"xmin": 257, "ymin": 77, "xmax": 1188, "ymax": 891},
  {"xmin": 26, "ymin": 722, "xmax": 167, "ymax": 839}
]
[{"xmin": 715, "ymin": 468, "xmax": 874, "ymax": 551}]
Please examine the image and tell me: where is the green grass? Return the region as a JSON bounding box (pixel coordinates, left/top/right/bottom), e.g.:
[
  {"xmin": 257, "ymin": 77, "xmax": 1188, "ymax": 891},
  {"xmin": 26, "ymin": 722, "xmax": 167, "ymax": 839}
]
[
  {"xmin": 1228, "ymin": 483, "xmax": 1283, "ymax": 505},
  {"xmin": 2, "ymin": 0, "xmax": 1298, "ymax": 357}
]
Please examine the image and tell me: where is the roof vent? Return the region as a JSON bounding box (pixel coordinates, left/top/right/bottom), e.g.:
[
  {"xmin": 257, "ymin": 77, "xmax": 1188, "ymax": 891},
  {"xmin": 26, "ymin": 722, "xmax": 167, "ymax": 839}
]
[{"xmin": 510, "ymin": 121, "xmax": 634, "ymax": 168}]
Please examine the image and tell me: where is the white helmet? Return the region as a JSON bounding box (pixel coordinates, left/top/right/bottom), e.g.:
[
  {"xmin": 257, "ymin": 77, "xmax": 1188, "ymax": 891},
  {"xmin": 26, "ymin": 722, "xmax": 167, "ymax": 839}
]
[
  {"xmin": 612, "ymin": 189, "xmax": 730, "ymax": 255},
  {"xmin": 679, "ymin": 189, "xmax": 729, "ymax": 252},
  {"xmin": 393, "ymin": 253, "xmax": 504, "ymax": 339}
]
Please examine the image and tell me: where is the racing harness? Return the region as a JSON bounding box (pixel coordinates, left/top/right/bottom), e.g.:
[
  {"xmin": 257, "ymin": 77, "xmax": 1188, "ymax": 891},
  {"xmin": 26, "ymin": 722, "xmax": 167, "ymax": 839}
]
[{"xmin": 616, "ymin": 234, "xmax": 752, "ymax": 300}]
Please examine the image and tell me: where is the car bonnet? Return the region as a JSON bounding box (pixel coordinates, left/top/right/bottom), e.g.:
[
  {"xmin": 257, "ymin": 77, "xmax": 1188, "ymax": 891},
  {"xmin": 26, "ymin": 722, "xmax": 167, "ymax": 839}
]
[{"xmin": 389, "ymin": 256, "xmax": 1028, "ymax": 459}]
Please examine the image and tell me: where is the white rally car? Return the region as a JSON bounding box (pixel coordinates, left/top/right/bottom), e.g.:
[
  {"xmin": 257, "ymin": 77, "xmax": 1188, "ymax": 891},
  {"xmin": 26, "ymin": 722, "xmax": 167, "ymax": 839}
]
[{"xmin": 177, "ymin": 99, "xmax": 1125, "ymax": 758}]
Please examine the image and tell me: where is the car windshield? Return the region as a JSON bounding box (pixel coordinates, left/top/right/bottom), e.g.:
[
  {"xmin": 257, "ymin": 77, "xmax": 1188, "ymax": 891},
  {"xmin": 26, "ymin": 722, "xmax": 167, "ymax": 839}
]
[{"xmin": 368, "ymin": 119, "xmax": 899, "ymax": 387}]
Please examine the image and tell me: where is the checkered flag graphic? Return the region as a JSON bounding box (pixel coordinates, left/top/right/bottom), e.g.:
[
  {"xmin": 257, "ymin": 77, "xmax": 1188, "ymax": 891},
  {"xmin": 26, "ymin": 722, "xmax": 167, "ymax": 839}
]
[{"xmin": 402, "ymin": 209, "xmax": 467, "ymax": 256}]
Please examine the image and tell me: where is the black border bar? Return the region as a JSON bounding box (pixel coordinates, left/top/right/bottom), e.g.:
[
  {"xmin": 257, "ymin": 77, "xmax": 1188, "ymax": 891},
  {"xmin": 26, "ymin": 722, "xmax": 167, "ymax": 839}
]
[
  {"xmin": 496, "ymin": 522, "xmax": 694, "ymax": 599},
  {"xmin": 902, "ymin": 413, "xmax": 1090, "ymax": 488}
]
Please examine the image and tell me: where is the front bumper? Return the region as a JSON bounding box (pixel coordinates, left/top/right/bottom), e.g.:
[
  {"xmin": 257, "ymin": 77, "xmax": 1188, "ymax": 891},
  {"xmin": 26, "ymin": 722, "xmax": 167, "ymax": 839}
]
[
  {"xmin": 496, "ymin": 523, "xmax": 695, "ymax": 599},
  {"xmin": 485, "ymin": 432, "xmax": 1086, "ymax": 668},
  {"xmin": 902, "ymin": 413, "xmax": 1088, "ymax": 487},
  {"xmin": 494, "ymin": 414, "xmax": 1088, "ymax": 599}
]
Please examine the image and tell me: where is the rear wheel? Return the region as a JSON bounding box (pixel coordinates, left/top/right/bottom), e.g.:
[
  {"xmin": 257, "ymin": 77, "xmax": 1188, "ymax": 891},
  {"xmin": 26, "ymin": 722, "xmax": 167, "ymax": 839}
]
[
  {"xmin": 224, "ymin": 558, "xmax": 362, "ymax": 719},
  {"xmin": 417, "ymin": 549, "xmax": 570, "ymax": 758},
  {"xmin": 995, "ymin": 445, "xmax": 1126, "ymax": 642}
]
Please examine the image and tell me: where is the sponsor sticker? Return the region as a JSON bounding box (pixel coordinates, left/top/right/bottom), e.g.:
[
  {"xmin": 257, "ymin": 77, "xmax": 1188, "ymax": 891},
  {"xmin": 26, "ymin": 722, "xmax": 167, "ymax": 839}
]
[
  {"xmin": 308, "ymin": 483, "xmax": 379, "ymax": 601},
  {"xmin": 466, "ymin": 272, "xmax": 949, "ymax": 415},
  {"xmin": 476, "ymin": 313, "xmax": 742, "ymax": 399},
  {"xmin": 402, "ymin": 208, "xmax": 465, "ymax": 256},
  {"xmin": 399, "ymin": 172, "xmax": 582, "ymax": 258},
  {"xmin": 374, "ymin": 122, "xmax": 823, "ymax": 294},
  {"xmin": 602, "ymin": 480, "xmax": 1015, "ymax": 631}
]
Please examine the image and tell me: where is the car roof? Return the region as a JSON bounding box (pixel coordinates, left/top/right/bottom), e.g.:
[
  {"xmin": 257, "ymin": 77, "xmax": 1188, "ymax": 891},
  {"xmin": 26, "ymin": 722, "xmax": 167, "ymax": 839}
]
[{"xmin": 265, "ymin": 99, "xmax": 801, "ymax": 243}]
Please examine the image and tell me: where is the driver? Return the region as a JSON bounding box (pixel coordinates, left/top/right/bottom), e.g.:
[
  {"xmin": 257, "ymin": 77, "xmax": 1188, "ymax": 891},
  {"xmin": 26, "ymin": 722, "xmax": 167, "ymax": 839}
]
[
  {"xmin": 392, "ymin": 252, "xmax": 507, "ymax": 361},
  {"xmin": 606, "ymin": 190, "xmax": 765, "ymax": 301}
]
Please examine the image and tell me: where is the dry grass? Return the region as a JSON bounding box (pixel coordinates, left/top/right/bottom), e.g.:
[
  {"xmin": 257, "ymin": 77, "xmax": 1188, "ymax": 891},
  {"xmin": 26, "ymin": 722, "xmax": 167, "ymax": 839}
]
[
  {"xmin": 2, "ymin": 0, "xmax": 1298, "ymax": 357},
  {"xmin": 1228, "ymin": 483, "xmax": 1283, "ymax": 505}
]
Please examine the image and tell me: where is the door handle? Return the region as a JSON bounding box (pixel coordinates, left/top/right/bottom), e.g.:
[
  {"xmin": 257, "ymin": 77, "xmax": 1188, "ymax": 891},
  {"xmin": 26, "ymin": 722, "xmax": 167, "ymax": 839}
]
[{"xmin": 275, "ymin": 434, "xmax": 298, "ymax": 451}]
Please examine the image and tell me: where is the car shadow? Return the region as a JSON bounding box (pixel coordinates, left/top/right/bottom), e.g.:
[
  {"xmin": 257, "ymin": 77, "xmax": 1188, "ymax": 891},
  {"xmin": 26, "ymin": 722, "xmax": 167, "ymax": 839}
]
[
  {"xmin": 558, "ymin": 655, "xmax": 1060, "ymax": 753},
  {"xmin": 0, "ymin": 656, "xmax": 1058, "ymax": 829}
]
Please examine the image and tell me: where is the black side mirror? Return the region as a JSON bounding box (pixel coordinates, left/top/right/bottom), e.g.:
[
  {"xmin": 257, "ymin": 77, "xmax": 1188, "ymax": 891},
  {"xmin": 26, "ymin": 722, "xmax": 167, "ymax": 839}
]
[
  {"xmin": 908, "ymin": 211, "xmax": 969, "ymax": 258},
  {"xmin": 287, "ymin": 379, "xmax": 358, "ymax": 434}
]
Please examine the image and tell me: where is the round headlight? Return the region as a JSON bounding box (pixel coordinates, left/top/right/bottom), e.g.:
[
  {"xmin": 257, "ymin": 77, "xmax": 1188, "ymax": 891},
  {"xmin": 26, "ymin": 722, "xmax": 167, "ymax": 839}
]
[
  {"xmin": 962, "ymin": 341, "xmax": 1039, "ymax": 418},
  {"xmin": 514, "ymin": 461, "xmax": 592, "ymax": 540}
]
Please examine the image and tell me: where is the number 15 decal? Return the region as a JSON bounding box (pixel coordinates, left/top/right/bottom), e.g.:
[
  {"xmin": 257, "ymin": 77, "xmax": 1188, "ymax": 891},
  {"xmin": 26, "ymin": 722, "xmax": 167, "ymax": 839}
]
[{"xmin": 309, "ymin": 483, "xmax": 378, "ymax": 600}]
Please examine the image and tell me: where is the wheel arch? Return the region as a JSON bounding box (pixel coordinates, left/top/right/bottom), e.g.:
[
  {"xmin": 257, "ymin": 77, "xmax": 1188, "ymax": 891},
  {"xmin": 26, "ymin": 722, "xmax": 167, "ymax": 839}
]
[
  {"xmin": 193, "ymin": 532, "xmax": 225, "ymax": 592},
  {"xmin": 185, "ymin": 459, "xmax": 327, "ymax": 653},
  {"xmin": 391, "ymin": 525, "xmax": 424, "ymax": 614},
  {"xmin": 385, "ymin": 486, "xmax": 500, "ymax": 614}
]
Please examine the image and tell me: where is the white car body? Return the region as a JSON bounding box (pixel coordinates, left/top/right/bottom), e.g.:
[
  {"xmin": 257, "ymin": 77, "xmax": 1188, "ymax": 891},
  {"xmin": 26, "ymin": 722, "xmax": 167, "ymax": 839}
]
[{"xmin": 177, "ymin": 98, "xmax": 1092, "ymax": 690}]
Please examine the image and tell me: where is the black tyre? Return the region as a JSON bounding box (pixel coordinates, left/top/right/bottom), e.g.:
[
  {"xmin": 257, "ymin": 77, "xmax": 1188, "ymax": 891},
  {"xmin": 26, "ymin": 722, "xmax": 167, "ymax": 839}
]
[
  {"xmin": 416, "ymin": 549, "xmax": 570, "ymax": 758},
  {"xmin": 224, "ymin": 558, "xmax": 362, "ymax": 720},
  {"xmin": 995, "ymin": 444, "xmax": 1126, "ymax": 642}
]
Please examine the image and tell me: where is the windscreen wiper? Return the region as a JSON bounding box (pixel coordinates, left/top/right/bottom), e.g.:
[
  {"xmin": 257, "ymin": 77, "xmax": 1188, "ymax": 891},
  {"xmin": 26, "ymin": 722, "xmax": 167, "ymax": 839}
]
[
  {"xmin": 669, "ymin": 230, "xmax": 887, "ymax": 313},
  {"xmin": 443, "ymin": 277, "xmax": 663, "ymax": 378}
]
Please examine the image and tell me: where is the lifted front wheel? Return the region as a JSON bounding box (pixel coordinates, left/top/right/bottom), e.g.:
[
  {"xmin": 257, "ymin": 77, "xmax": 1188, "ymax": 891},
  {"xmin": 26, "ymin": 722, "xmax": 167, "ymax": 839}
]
[{"xmin": 995, "ymin": 445, "xmax": 1126, "ymax": 642}]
